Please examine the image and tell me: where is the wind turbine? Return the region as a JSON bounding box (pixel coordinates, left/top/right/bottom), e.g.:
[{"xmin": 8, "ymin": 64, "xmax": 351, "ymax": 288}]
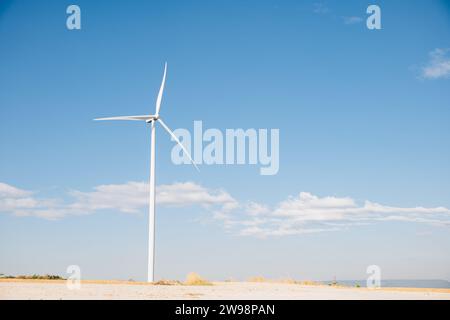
[{"xmin": 94, "ymin": 63, "xmax": 198, "ymax": 282}]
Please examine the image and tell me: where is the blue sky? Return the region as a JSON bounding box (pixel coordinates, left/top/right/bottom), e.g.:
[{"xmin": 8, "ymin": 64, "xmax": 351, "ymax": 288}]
[{"xmin": 1, "ymin": 0, "xmax": 450, "ymax": 282}]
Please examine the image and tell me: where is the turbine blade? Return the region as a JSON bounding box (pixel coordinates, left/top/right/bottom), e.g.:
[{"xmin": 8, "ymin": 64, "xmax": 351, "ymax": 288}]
[
  {"xmin": 155, "ymin": 62, "xmax": 167, "ymax": 116},
  {"xmin": 157, "ymin": 118, "xmax": 199, "ymax": 171},
  {"xmin": 94, "ymin": 115, "xmax": 156, "ymax": 121}
]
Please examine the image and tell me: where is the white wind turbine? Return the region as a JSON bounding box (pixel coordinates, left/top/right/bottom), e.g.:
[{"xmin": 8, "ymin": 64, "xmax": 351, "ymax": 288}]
[{"xmin": 94, "ymin": 63, "xmax": 198, "ymax": 282}]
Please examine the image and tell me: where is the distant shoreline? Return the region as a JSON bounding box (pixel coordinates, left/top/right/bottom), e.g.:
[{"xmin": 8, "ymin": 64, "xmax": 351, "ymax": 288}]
[{"xmin": 320, "ymin": 279, "xmax": 450, "ymax": 289}]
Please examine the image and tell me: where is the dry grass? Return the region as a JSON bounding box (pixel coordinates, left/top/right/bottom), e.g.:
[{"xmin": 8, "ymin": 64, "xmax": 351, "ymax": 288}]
[
  {"xmin": 153, "ymin": 279, "xmax": 182, "ymax": 286},
  {"xmin": 278, "ymin": 278, "xmax": 301, "ymax": 284},
  {"xmin": 0, "ymin": 274, "xmax": 65, "ymax": 280},
  {"xmin": 299, "ymin": 280, "xmax": 321, "ymax": 286},
  {"xmin": 184, "ymin": 273, "xmax": 212, "ymax": 286},
  {"xmin": 247, "ymin": 277, "xmax": 322, "ymax": 286},
  {"xmin": 247, "ymin": 276, "xmax": 267, "ymax": 283}
]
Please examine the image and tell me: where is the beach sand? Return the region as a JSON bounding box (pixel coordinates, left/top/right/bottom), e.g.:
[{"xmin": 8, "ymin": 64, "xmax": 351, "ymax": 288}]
[{"xmin": 1, "ymin": 279, "xmax": 450, "ymax": 300}]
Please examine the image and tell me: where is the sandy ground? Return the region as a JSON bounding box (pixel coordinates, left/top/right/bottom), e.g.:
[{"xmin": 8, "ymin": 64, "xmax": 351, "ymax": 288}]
[{"xmin": 1, "ymin": 279, "xmax": 450, "ymax": 300}]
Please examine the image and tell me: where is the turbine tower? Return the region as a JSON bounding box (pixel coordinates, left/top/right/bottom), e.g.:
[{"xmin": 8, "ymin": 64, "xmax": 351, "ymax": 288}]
[{"xmin": 94, "ymin": 63, "xmax": 198, "ymax": 282}]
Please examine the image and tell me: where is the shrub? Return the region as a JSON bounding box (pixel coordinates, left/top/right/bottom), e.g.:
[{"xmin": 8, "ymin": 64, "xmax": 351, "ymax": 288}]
[
  {"xmin": 279, "ymin": 278, "xmax": 298, "ymax": 284},
  {"xmin": 247, "ymin": 276, "xmax": 267, "ymax": 283},
  {"xmin": 184, "ymin": 273, "xmax": 212, "ymax": 286},
  {"xmin": 154, "ymin": 279, "xmax": 182, "ymax": 285},
  {"xmin": 14, "ymin": 274, "xmax": 65, "ymax": 280},
  {"xmin": 300, "ymin": 280, "xmax": 320, "ymax": 286}
]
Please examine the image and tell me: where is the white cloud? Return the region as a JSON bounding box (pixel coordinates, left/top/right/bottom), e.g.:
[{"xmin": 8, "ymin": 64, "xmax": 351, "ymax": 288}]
[
  {"xmin": 0, "ymin": 182, "xmax": 32, "ymax": 198},
  {"xmin": 342, "ymin": 16, "xmax": 363, "ymax": 25},
  {"xmin": 0, "ymin": 183, "xmax": 65, "ymax": 219},
  {"xmin": 244, "ymin": 202, "xmax": 270, "ymax": 216},
  {"xmin": 257, "ymin": 195, "xmax": 447, "ymax": 237},
  {"xmin": 313, "ymin": 2, "xmax": 329, "ymax": 15},
  {"xmin": 218, "ymin": 192, "xmax": 450, "ymax": 238},
  {"xmin": 0, "ymin": 181, "xmax": 237, "ymax": 220},
  {"xmin": 1, "ymin": 182, "xmax": 449, "ymax": 237},
  {"xmin": 421, "ymin": 48, "xmax": 450, "ymax": 79}
]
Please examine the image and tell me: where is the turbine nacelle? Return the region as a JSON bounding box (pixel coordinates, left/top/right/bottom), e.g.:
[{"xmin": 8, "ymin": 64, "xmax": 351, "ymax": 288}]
[{"xmin": 146, "ymin": 115, "xmax": 159, "ymax": 124}]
